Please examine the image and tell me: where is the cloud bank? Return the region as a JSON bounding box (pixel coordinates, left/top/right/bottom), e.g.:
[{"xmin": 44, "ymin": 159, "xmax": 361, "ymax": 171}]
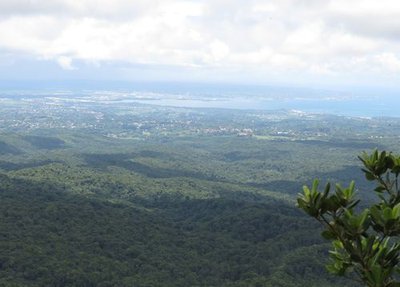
[{"xmin": 0, "ymin": 0, "xmax": 400, "ymax": 85}]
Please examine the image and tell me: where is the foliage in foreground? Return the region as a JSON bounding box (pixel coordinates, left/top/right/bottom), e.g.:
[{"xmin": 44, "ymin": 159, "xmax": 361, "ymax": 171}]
[{"xmin": 298, "ymin": 150, "xmax": 400, "ymax": 287}]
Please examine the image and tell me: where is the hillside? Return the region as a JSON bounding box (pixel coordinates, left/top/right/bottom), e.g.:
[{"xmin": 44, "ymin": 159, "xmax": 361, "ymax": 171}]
[{"xmin": 1, "ymin": 95, "xmax": 399, "ymax": 286}]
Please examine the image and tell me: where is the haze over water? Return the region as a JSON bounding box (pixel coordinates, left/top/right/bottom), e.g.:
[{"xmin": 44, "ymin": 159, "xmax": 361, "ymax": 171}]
[
  {"xmin": 132, "ymin": 96, "xmax": 398, "ymax": 118},
  {"xmin": 1, "ymin": 82, "xmax": 398, "ymax": 118}
]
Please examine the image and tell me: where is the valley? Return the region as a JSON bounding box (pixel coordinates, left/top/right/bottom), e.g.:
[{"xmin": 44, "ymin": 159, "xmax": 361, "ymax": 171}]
[{"xmin": 0, "ymin": 92, "xmax": 399, "ymax": 286}]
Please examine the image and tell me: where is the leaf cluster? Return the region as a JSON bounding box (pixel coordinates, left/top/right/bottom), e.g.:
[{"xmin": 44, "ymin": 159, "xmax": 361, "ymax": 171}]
[{"xmin": 298, "ymin": 150, "xmax": 400, "ymax": 287}]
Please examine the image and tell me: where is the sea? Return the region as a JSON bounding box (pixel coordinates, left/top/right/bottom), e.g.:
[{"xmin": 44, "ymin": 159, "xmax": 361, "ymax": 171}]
[{"xmin": 1, "ymin": 82, "xmax": 399, "ymax": 118}]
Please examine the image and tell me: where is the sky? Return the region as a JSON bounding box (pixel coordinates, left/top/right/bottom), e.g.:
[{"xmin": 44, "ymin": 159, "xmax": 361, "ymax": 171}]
[{"xmin": 0, "ymin": 0, "xmax": 400, "ymax": 90}]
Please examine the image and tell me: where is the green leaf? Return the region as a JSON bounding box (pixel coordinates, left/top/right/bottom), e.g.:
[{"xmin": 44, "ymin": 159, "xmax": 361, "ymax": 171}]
[
  {"xmin": 393, "ymin": 203, "xmax": 400, "ymax": 218},
  {"xmin": 311, "ymin": 179, "xmax": 319, "ymax": 193},
  {"xmin": 321, "ymin": 230, "xmax": 336, "ymax": 240},
  {"xmin": 362, "ymin": 169, "xmax": 375, "ymax": 181},
  {"xmin": 302, "ymin": 185, "xmax": 311, "ymax": 198},
  {"xmin": 375, "ymin": 186, "xmax": 386, "ymax": 193},
  {"xmin": 384, "ymin": 207, "xmax": 393, "ymax": 220}
]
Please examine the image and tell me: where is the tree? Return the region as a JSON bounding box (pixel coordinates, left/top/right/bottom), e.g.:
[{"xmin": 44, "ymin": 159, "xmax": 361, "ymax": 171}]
[{"xmin": 297, "ymin": 150, "xmax": 400, "ymax": 287}]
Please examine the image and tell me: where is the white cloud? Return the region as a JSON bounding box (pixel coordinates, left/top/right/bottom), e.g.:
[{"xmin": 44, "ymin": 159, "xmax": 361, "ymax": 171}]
[
  {"xmin": 208, "ymin": 40, "xmax": 230, "ymax": 63},
  {"xmin": 56, "ymin": 56, "xmax": 75, "ymax": 70},
  {"xmin": 0, "ymin": 0, "xmax": 400, "ymax": 84},
  {"xmin": 375, "ymin": 53, "xmax": 400, "ymax": 72}
]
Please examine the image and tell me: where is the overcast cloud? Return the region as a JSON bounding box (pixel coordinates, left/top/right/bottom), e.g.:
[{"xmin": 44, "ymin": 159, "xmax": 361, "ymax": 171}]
[{"xmin": 0, "ymin": 0, "xmax": 400, "ymax": 86}]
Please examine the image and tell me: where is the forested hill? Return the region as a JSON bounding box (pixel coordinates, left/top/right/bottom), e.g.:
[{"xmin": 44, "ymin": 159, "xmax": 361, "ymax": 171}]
[
  {"xmin": 1, "ymin": 96, "xmax": 399, "ymax": 286},
  {"xmin": 0, "ymin": 173, "xmax": 351, "ymax": 287}
]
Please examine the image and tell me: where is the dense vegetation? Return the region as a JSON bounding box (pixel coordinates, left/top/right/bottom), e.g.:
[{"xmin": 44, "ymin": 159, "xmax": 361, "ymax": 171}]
[
  {"xmin": 0, "ymin": 93, "xmax": 399, "ymax": 286},
  {"xmin": 0, "ymin": 173, "xmax": 336, "ymax": 286}
]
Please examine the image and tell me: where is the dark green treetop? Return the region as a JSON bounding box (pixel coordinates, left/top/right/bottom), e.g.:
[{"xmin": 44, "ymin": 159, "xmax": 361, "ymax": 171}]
[{"xmin": 297, "ymin": 150, "xmax": 400, "ymax": 287}]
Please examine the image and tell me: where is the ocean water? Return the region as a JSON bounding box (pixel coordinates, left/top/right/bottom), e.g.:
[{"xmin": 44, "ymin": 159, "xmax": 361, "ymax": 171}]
[
  {"xmin": 118, "ymin": 82, "xmax": 400, "ymax": 118},
  {"xmin": 132, "ymin": 96, "xmax": 399, "ymax": 118},
  {"xmin": 1, "ymin": 82, "xmax": 399, "ymax": 118}
]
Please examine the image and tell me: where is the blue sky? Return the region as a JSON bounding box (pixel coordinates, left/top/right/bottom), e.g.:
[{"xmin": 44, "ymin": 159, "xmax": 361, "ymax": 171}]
[{"xmin": 0, "ymin": 0, "xmax": 400, "ymax": 91}]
